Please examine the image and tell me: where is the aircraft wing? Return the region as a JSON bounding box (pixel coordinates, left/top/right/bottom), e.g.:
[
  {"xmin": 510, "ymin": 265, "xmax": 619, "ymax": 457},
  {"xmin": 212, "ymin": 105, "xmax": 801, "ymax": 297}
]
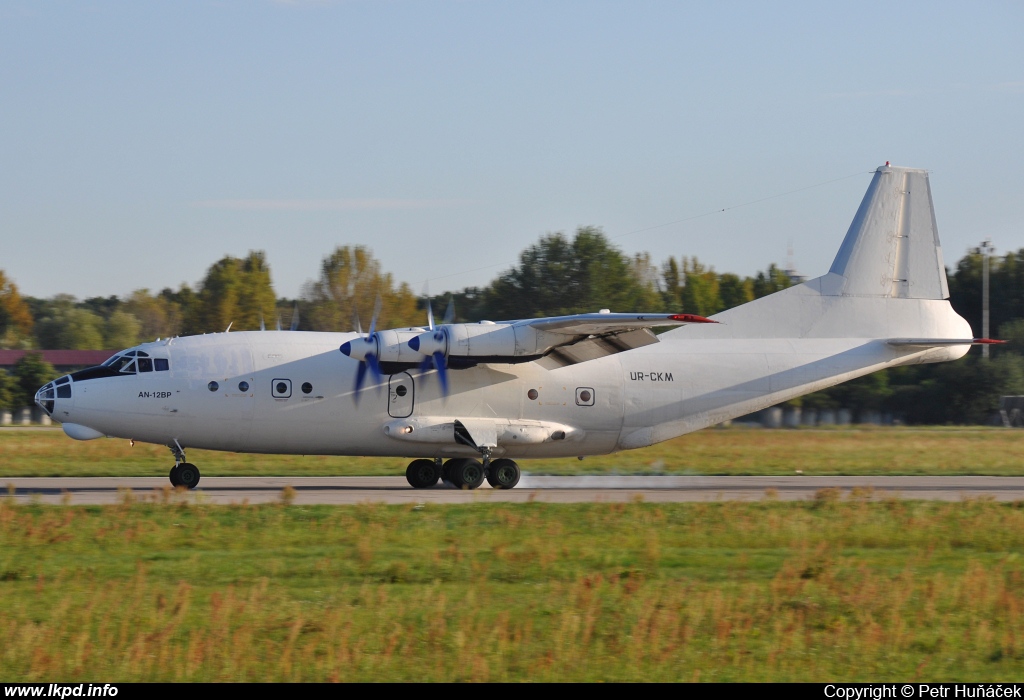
[
  {"xmin": 518, "ymin": 312, "xmax": 715, "ymax": 335},
  {"xmin": 366, "ymin": 311, "xmax": 718, "ymax": 372},
  {"xmin": 518, "ymin": 312, "xmax": 716, "ymax": 369}
]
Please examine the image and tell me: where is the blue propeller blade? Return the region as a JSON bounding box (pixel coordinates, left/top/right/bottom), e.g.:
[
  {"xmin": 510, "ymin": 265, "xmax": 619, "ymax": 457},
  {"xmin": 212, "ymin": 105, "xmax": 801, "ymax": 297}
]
[
  {"xmin": 353, "ymin": 361, "xmax": 367, "ymax": 404},
  {"xmin": 432, "ymin": 351, "xmax": 449, "ymax": 396},
  {"xmin": 365, "ymin": 353, "xmax": 383, "ymax": 383}
]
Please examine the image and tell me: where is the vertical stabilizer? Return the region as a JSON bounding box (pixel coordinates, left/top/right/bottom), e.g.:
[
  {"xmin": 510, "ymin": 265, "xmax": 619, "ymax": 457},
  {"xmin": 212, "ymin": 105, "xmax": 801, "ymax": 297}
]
[{"xmin": 828, "ymin": 165, "xmax": 949, "ymax": 299}]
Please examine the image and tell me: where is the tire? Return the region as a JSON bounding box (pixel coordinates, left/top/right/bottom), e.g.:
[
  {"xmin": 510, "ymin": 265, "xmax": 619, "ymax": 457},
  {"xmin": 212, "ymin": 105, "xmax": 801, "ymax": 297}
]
[
  {"xmin": 406, "ymin": 459, "xmax": 440, "ymax": 489},
  {"xmin": 176, "ymin": 462, "xmax": 201, "ymax": 490},
  {"xmin": 441, "ymin": 458, "xmax": 458, "ymax": 487},
  {"xmin": 486, "ymin": 459, "xmax": 521, "ymax": 489},
  {"xmin": 448, "ymin": 458, "xmax": 485, "ymax": 490},
  {"xmin": 169, "ymin": 465, "xmax": 181, "ymax": 487}
]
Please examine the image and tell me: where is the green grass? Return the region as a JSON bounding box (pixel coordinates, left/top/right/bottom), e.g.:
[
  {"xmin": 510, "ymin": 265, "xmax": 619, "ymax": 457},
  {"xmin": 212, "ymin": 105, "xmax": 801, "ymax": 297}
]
[
  {"xmin": 2, "ymin": 497, "xmax": 1024, "ymax": 681},
  {"xmin": 3, "ymin": 425, "xmax": 1024, "ymax": 477}
]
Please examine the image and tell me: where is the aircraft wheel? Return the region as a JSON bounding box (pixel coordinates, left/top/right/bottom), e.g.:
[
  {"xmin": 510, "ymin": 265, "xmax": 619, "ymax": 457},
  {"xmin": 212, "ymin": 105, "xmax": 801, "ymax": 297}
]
[
  {"xmin": 441, "ymin": 458, "xmax": 457, "ymax": 487},
  {"xmin": 447, "ymin": 458, "xmax": 485, "ymax": 490},
  {"xmin": 169, "ymin": 465, "xmax": 182, "ymax": 487},
  {"xmin": 406, "ymin": 459, "xmax": 440, "ymax": 489},
  {"xmin": 175, "ymin": 463, "xmax": 201, "ymax": 490},
  {"xmin": 486, "ymin": 459, "xmax": 521, "ymax": 489}
]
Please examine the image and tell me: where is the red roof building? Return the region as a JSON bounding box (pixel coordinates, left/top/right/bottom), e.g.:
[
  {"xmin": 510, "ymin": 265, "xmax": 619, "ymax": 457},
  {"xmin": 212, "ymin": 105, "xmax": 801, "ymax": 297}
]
[{"xmin": 0, "ymin": 350, "xmax": 114, "ymax": 372}]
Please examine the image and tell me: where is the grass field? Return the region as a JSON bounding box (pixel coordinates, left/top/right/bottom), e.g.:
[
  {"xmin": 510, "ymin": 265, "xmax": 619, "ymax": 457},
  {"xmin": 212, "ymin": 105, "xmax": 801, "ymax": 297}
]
[
  {"xmin": 2, "ymin": 497, "xmax": 1024, "ymax": 681},
  {"xmin": 3, "ymin": 425, "xmax": 1024, "ymax": 477}
]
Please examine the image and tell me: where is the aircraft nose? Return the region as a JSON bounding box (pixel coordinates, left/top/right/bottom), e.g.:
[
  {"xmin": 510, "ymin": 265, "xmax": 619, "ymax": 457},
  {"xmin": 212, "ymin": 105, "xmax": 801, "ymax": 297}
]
[
  {"xmin": 35, "ymin": 382, "xmax": 55, "ymax": 416},
  {"xmin": 34, "ymin": 375, "xmax": 73, "ymax": 418}
]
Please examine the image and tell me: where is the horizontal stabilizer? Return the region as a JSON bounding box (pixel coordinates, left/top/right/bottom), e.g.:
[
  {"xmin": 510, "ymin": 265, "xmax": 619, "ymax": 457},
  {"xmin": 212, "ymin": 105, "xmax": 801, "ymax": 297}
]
[{"xmin": 888, "ymin": 338, "xmax": 1006, "ymax": 348}]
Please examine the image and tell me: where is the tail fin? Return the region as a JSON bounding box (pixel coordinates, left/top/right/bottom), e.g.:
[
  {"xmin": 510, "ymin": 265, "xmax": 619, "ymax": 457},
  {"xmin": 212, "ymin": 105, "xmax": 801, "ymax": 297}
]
[
  {"xmin": 828, "ymin": 164, "xmax": 949, "ymax": 299},
  {"xmin": 670, "ymin": 163, "xmax": 969, "ymax": 342}
]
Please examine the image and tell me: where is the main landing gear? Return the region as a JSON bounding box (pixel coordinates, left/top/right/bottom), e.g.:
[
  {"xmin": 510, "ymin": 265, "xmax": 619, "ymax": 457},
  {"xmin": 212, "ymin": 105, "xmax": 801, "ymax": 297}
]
[
  {"xmin": 168, "ymin": 442, "xmax": 201, "ymax": 489},
  {"xmin": 404, "ymin": 456, "xmax": 521, "ymax": 490}
]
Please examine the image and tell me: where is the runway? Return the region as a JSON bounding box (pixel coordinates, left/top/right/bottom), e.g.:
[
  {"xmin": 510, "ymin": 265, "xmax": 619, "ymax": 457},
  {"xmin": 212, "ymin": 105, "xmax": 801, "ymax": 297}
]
[{"xmin": 4, "ymin": 475, "xmax": 1024, "ymax": 505}]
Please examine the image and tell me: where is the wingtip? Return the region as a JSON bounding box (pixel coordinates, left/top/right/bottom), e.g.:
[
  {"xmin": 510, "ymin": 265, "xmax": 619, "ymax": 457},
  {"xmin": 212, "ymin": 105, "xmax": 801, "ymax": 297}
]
[{"xmin": 668, "ymin": 314, "xmax": 718, "ymax": 324}]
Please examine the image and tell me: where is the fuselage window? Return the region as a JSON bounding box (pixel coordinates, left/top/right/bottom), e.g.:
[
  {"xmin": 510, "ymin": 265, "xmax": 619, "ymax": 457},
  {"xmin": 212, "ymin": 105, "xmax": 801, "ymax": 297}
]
[
  {"xmin": 154, "ymin": 358, "xmax": 169, "ymax": 371},
  {"xmin": 138, "ymin": 358, "xmax": 153, "ymax": 372}
]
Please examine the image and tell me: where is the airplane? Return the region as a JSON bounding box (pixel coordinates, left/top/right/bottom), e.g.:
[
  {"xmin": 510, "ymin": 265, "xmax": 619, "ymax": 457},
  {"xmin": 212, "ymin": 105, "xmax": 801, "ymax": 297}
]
[{"xmin": 35, "ymin": 164, "xmax": 996, "ymax": 491}]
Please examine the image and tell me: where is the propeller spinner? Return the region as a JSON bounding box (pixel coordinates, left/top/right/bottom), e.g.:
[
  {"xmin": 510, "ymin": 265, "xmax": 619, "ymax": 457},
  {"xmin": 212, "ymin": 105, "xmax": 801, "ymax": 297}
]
[
  {"xmin": 409, "ymin": 298, "xmax": 454, "ymax": 396},
  {"xmin": 339, "ymin": 296, "xmax": 384, "ymax": 402}
]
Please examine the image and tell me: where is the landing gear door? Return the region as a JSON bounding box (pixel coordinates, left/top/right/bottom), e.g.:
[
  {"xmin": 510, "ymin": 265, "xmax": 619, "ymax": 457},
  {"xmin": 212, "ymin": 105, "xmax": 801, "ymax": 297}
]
[{"xmin": 388, "ymin": 372, "xmax": 414, "ymax": 418}]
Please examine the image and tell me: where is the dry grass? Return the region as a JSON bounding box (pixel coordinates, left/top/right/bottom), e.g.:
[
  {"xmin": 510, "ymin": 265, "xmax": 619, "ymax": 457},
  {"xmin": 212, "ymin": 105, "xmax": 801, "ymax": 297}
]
[
  {"xmin": 3, "ymin": 425, "xmax": 1024, "ymax": 477},
  {"xmin": 2, "ymin": 497, "xmax": 1024, "ymax": 681}
]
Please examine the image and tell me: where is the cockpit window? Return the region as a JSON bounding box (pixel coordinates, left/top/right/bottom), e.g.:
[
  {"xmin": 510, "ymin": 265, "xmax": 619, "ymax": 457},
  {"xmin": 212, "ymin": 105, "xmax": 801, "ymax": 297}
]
[
  {"xmin": 155, "ymin": 358, "xmax": 169, "ymax": 371},
  {"xmin": 105, "ymin": 355, "xmax": 136, "ymax": 373},
  {"xmin": 101, "ymin": 355, "xmax": 122, "ymax": 367},
  {"xmin": 138, "ymin": 358, "xmax": 153, "ymax": 372}
]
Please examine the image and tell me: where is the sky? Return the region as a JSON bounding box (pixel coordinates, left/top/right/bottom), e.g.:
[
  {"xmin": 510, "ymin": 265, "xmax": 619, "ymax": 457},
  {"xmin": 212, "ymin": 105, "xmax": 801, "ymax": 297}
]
[{"xmin": 2, "ymin": 0, "xmax": 1022, "ymax": 303}]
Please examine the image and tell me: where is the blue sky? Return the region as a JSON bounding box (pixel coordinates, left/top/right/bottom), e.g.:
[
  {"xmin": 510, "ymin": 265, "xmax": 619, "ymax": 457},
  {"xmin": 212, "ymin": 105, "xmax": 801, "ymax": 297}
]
[{"xmin": 2, "ymin": 1, "xmax": 1022, "ymax": 302}]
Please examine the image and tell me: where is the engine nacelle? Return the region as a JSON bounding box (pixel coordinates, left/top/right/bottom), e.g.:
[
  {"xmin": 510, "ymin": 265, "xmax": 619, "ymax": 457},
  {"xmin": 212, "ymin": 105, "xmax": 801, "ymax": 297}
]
[
  {"xmin": 409, "ymin": 322, "xmax": 563, "ymax": 361},
  {"xmin": 341, "ymin": 329, "xmax": 427, "ymax": 363}
]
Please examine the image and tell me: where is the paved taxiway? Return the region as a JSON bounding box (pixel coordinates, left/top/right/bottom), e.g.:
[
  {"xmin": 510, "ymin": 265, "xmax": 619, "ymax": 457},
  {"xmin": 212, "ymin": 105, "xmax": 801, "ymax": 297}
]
[{"xmin": 4, "ymin": 476, "xmax": 1024, "ymax": 505}]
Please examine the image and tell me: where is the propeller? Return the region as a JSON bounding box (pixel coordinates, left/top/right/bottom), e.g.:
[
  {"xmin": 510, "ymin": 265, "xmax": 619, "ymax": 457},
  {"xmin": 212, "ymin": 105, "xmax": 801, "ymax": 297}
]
[
  {"xmin": 339, "ymin": 295, "xmax": 384, "ymax": 403},
  {"xmin": 410, "ymin": 296, "xmax": 455, "ymax": 396}
]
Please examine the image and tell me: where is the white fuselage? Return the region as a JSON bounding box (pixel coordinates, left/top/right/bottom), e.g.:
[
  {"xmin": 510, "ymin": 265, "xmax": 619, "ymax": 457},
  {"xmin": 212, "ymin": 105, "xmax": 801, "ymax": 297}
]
[
  {"xmin": 42, "ymin": 164, "xmax": 977, "ymax": 464},
  {"xmin": 50, "ymin": 283, "xmax": 970, "ymax": 460}
]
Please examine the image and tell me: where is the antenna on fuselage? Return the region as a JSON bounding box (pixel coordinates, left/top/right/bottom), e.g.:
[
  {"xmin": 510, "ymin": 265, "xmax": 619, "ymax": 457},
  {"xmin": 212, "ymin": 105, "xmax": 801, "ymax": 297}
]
[{"xmin": 225, "ymin": 322, "xmax": 233, "ymax": 332}]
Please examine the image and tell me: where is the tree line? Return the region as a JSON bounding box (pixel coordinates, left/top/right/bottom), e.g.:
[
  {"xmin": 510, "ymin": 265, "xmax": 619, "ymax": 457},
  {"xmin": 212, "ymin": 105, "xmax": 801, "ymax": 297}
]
[{"xmin": 0, "ymin": 231, "xmax": 1020, "ymax": 423}]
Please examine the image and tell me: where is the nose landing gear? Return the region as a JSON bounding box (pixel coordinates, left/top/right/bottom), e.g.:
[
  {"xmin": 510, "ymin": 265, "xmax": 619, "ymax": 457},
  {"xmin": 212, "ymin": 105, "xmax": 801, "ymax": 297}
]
[{"xmin": 168, "ymin": 441, "xmax": 201, "ymax": 489}]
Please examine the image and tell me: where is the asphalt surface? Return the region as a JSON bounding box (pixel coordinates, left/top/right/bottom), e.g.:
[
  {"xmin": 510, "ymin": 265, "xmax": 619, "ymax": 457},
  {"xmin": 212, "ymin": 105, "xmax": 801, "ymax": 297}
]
[{"xmin": 4, "ymin": 475, "xmax": 1024, "ymax": 505}]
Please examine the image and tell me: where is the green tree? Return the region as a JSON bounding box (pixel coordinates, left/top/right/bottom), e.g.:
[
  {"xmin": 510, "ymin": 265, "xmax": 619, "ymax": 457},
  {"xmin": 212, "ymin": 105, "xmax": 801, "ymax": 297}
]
[
  {"xmin": 751, "ymin": 264, "xmax": 794, "ymax": 299},
  {"xmin": 0, "ymin": 370, "xmax": 19, "ymax": 412},
  {"xmin": 34, "ymin": 296, "xmax": 105, "ymax": 349},
  {"xmin": 103, "ymin": 309, "xmax": 141, "ymax": 349},
  {"xmin": 187, "ymin": 251, "xmax": 278, "ymax": 334},
  {"xmin": 303, "ymin": 246, "xmax": 420, "ymax": 331},
  {"xmin": 718, "ymin": 273, "xmax": 754, "ymax": 311},
  {"xmin": 678, "ymin": 257, "xmax": 723, "ymax": 317},
  {"xmin": 0, "ymin": 270, "xmax": 34, "ymax": 349},
  {"xmin": 483, "ymin": 227, "xmax": 662, "ymax": 319},
  {"xmin": 12, "ymin": 352, "xmax": 57, "ymax": 408},
  {"xmin": 123, "ymin": 289, "xmax": 183, "ymax": 341}
]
